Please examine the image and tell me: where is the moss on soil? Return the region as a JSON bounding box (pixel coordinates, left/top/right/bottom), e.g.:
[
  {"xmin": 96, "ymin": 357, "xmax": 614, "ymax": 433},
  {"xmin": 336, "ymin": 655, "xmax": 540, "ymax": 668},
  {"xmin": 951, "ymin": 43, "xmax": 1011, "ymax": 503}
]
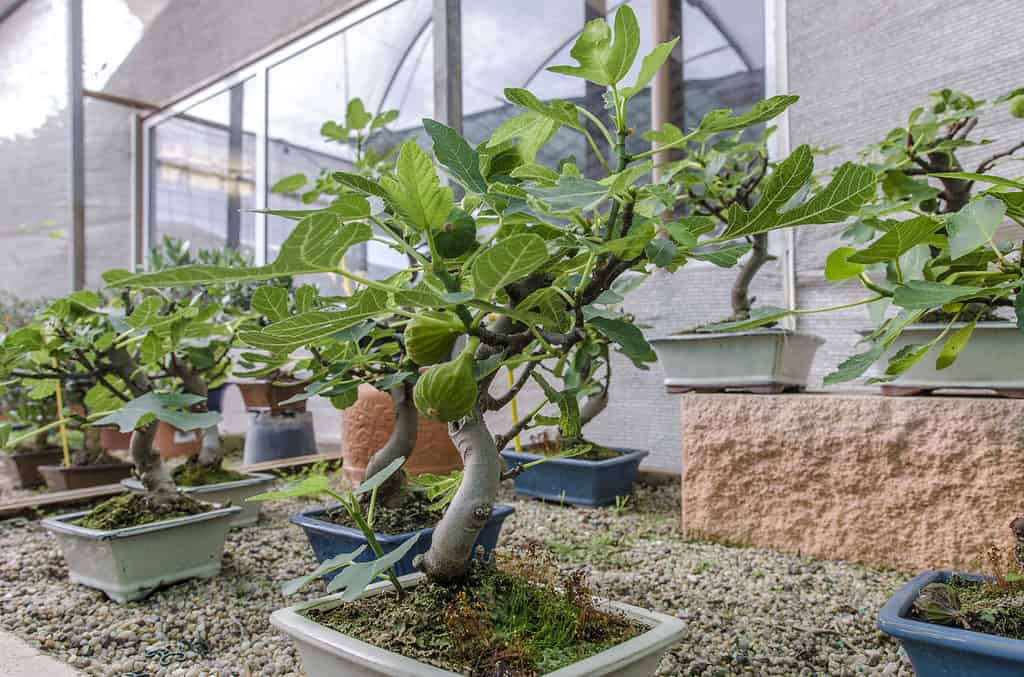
[
  {"xmin": 525, "ymin": 440, "xmax": 621, "ymax": 462},
  {"xmin": 323, "ymin": 492, "xmax": 438, "ymax": 534},
  {"xmin": 914, "ymin": 575, "xmax": 1024, "ymax": 640},
  {"xmin": 76, "ymin": 492, "xmax": 210, "ymax": 530},
  {"xmin": 305, "ymin": 556, "xmax": 640, "ymax": 676},
  {"xmin": 172, "ymin": 460, "xmax": 248, "ymax": 487}
]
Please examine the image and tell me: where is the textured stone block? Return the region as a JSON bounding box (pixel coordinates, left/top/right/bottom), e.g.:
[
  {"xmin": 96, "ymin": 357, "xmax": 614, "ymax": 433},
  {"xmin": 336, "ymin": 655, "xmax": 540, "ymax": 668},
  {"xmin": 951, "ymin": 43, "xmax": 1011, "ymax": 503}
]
[{"xmin": 681, "ymin": 393, "xmax": 1024, "ymax": 572}]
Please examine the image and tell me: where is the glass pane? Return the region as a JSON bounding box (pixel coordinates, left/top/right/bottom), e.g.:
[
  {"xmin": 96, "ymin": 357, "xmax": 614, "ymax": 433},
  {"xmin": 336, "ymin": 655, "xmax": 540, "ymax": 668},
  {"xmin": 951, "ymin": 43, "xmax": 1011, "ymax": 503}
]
[
  {"xmin": 150, "ymin": 78, "xmax": 259, "ymax": 257},
  {"xmin": 266, "ymin": 0, "xmax": 433, "ymax": 291}
]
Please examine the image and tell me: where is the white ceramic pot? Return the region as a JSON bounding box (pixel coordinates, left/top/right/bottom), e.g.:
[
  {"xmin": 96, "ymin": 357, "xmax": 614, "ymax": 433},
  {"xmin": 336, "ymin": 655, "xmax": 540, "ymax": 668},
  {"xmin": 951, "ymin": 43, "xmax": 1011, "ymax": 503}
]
[
  {"xmin": 41, "ymin": 504, "xmax": 240, "ymax": 603},
  {"xmin": 270, "ymin": 573, "xmax": 686, "ymax": 677},
  {"xmin": 650, "ymin": 329, "xmax": 824, "ymax": 393},
  {"xmin": 868, "ymin": 322, "xmax": 1024, "ymax": 394},
  {"xmin": 120, "ymin": 472, "xmax": 275, "ymax": 527}
]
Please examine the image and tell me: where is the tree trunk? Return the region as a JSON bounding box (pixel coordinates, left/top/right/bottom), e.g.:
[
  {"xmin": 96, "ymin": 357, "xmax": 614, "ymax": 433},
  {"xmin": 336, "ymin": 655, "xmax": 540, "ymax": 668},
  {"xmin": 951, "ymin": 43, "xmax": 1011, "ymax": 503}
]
[
  {"xmin": 1012, "ymin": 516, "xmax": 1024, "ymax": 572},
  {"xmin": 420, "ymin": 409, "xmax": 501, "ymax": 581},
  {"xmin": 730, "ymin": 233, "xmax": 772, "ymax": 320},
  {"xmin": 579, "ymin": 386, "xmax": 608, "ymax": 427},
  {"xmin": 361, "ymin": 382, "xmax": 418, "ymax": 507},
  {"xmin": 197, "ymin": 425, "xmax": 223, "ymax": 468},
  {"xmin": 131, "ymin": 423, "xmax": 176, "ymax": 499}
]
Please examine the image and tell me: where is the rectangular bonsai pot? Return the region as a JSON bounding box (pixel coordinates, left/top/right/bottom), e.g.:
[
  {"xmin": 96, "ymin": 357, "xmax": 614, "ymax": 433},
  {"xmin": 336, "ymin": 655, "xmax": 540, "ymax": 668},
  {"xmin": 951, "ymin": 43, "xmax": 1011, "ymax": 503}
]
[
  {"xmin": 121, "ymin": 472, "xmax": 275, "ymax": 527},
  {"xmin": 500, "ymin": 448, "xmax": 648, "ymax": 507},
  {"xmin": 290, "ymin": 504, "xmax": 514, "ymax": 578},
  {"xmin": 270, "ymin": 572, "xmax": 686, "ymax": 677},
  {"xmin": 0, "ymin": 447, "xmax": 66, "ymax": 488},
  {"xmin": 867, "ymin": 322, "xmax": 1024, "ymax": 393},
  {"xmin": 878, "ymin": 570, "xmax": 1024, "ymax": 676},
  {"xmin": 40, "ymin": 503, "xmax": 241, "ymax": 603},
  {"xmin": 649, "ymin": 330, "xmax": 824, "ymax": 393},
  {"xmin": 38, "ymin": 462, "xmax": 134, "ymax": 491}
]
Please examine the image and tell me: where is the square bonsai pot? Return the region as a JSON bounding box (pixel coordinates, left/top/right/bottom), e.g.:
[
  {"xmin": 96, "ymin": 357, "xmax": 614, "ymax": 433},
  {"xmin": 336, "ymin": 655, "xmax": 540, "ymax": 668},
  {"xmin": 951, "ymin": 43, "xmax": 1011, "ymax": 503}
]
[
  {"xmin": 0, "ymin": 447, "xmax": 66, "ymax": 488},
  {"xmin": 120, "ymin": 472, "xmax": 275, "ymax": 527},
  {"xmin": 289, "ymin": 504, "xmax": 514, "ymax": 578},
  {"xmin": 878, "ymin": 570, "xmax": 1024, "ymax": 675},
  {"xmin": 270, "ymin": 572, "xmax": 686, "ymax": 677},
  {"xmin": 500, "ymin": 448, "xmax": 648, "ymax": 507},
  {"xmin": 38, "ymin": 461, "xmax": 134, "ymax": 491},
  {"xmin": 40, "ymin": 504, "xmax": 241, "ymax": 603}
]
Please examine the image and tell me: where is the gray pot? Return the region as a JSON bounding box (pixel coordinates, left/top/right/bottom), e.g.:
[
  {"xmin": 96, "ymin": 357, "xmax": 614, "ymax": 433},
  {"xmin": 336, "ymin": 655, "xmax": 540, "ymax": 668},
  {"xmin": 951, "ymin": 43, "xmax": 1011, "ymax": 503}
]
[
  {"xmin": 243, "ymin": 410, "xmax": 317, "ymax": 464},
  {"xmin": 40, "ymin": 504, "xmax": 240, "ymax": 603},
  {"xmin": 867, "ymin": 322, "xmax": 1024, "ymax": 393},
  {"xmin": 271, "ymin": 573, "xmax": 686, "ymax": 677},
  {"xmin": 650, "ymin": 329, "xmax": 824, "ymax": 393},
  {"xmin": 120, "ymin": 473, "xmax": 275, "ymax": 527}
]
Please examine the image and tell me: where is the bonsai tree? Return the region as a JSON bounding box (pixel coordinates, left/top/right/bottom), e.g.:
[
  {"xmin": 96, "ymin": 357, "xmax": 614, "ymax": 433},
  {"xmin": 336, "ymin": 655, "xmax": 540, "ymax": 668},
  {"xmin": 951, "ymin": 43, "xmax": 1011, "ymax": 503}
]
[
  {"xmin": 113, "ymin": 6, "xmax": 873, "ymax": 586},
  {"xmin": 820, "ymin": 87, "xmax": 1024, "ymax": 384}
]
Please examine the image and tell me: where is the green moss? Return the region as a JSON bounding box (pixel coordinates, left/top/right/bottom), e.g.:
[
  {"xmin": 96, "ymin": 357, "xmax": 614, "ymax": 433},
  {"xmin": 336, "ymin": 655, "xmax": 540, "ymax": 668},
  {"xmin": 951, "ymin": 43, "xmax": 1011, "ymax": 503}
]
[
  {"xmin": 914, "ymin": 576, "xmax": 1024, "ymax": 640},
  {"xmin": 305, "ymin": 559, "xmax": 640, "ymax": 676},
  {"xmin": 525, "ymin": 438, "xmax": 621, "ymax": 462},
  {"xmin": 172, "ymin": 460, "xmax": 248, "ymax": 487},
  {"xmin": 323, "ymin": 492, "xmax": 437, "ymax": 534},
  {"xmin": 76, "ymin": 492, "xmax": 210, "ymax": 530}
]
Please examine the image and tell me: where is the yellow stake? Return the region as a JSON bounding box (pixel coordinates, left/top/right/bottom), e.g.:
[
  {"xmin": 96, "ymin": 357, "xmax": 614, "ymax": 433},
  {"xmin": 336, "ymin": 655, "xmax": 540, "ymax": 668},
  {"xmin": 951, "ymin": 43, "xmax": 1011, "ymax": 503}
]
[
  {"xmin": 507, "ymin": 367, "xmax": 522, "ymax": 451},
  {"xmin": 52, "ymin": 360, "xmax": 71, "ymax": 467}
]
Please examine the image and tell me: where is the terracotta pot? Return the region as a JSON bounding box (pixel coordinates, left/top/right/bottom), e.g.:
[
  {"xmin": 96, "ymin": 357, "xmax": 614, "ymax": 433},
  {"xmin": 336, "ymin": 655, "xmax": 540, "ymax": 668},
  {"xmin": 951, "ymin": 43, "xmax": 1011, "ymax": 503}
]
[
  {"xmin": 236, "ymin": 381, "xmax": 307, "ymax": 413},
  {"xmin": 153, "ymin": 422, "xmax": 202, "ymax": 459},
  {"xmin": 39, "ymin": 462, "xmax": 134, "ymax": 491},
  {"xmin": 342, "ymin": 384, "xmax": 462, "ymax": 485},
  {"xmin": 0, "ymin": 447, "xmax": 67, "ymax": 488},
  {"xmin": 99, "ymin": 427, "xmax": 132, "ymax": 451}
]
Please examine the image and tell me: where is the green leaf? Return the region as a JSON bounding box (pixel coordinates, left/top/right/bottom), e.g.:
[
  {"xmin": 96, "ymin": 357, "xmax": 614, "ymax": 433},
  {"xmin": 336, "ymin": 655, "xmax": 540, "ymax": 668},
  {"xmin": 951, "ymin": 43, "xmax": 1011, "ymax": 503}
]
[
  {"xmin": 240, "ymin": 303, "xmax": 390, "ymax": 352},
  {"xmin": 356, "ymin": 456, "xmax": 406, "ymax": 495},
  {"xmin": 346, "ymin": 98, "xmax": 372, "ymax": 130},
  {"xmin": 248, "ymin": 474, "xmax": 330, "ymax": 501},
  {"xmin": 526, "ymin": 176, "xmax": 608, "ymax": 212},
  {"xmin": 645, "ymin": 237, "xmax": 677, "ymax": 267},
  {"xmin": 929, "ymin": 172, "xmax": 1024, "ymax": 191},
  {"xmin": 589, "ymin": 316, "xmax": 656, "ymax": 367},
  {"xmin": 691, "ymin": 242, "xmax": 752, "ymax": 268},
  {"xmin": 93, "ymin": 392, "xmax": 220, "ymax": 433},
  {"xmin": 547, "ymin": 5, "xmax": 640, "ymax": 86},
  {"xmin": 252, "ymin": 286, "xmax": 290, "ymax": 322},
  {"xmin": 936, "ymin": 319, "xmax": 977, "ymax": 370},
  {"xmin": 271, "ymin": 174, "xmax": 307, "ymax": 194},
  {"xmin": 892, "ymin": 280, "xmax": 1002, "ymax": 310},
  {"xmin": 600, "ymin": 222, "xmax": 655, "ymax": 259},
  {"xmin": 502, "ymin": 89, "xmax": 581, "ymax": 131},
  {"xmin": 280, "ymin": 546, "xmax": 368, "ymax": 596},
  {"xmin": 380, "ymin": 142, "xmax": 454, "ymax": 232},
  {"xmin": 111, "ymin": 213, "xmax": 372, "ymax": 288},
  {"xmin": 326, "ymin": 533, "xmax": 421, "ymax": 601},
  {"xmin": 665, "ymin": 216, "xmax": 716, "ymax": 248},
  {"xmin": 331, "ymin": 172, "xmax": 389, "ymax": 198},
  {"xmin": 847, "ymin": 216, "xmax": 943, "ymax": 264},
  {"xmin": 701, "ymin": 306, "xmax": 792, "ymax": 332},
  {"xmin": 509, "ymin": 163, "xmax": 560, "ymax": 184},
  {"xmin": 471, "ymin": 234, "xmax": 549, "ymax": 299},
  {"xmin": 884, "ymin": 342, "xmax": 934, "ymax": 375},
  {"xmin": 947, "ymin": 195, "xmax": 1006, "ymax": 260},
  {"xmin": 621, "ymin": 38, "xmax": 679, "ymax": 100},
  {"xmin": 139, "ymin": 333, "xmax": 164, "ymax": 365},
  {"xmin": 823, "ymin": 343, "xmax": 886, "ymax": 386},
  {"xmin": 722, "ymin": 146, "xmax": 875, "ymax": 238},
  {"xmin": 252, "ymin": 195, "xmax": 372, "ymax": 222},
  {"xmin": 423, "ymin": 119, "xmax": 488, "ymax": 194},
  {"xmin": 125, "ymin": 296, "xmax": 165, "ymax": 329},
  {"xmin": 489, "ymin": 112, "xmax": 559, "ymax": 162},
  {"xmin": 516, "ymin": 287, "xmax": 570, "ymax": 332},
  {"xmin": 825, "ymin": 247, "xmax": 866, "ymax": 281},
  {"xmin": 696, "ymin": 95, "xmax": 799, "ymax": 136}
]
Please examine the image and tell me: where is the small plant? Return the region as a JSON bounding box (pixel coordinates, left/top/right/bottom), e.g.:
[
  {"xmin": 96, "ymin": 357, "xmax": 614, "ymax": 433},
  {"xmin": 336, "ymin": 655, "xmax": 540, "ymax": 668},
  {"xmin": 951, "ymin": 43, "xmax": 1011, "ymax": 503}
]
[{"xmin": 611, "ymin": 494, "xmax": 631, "ymax": 516}]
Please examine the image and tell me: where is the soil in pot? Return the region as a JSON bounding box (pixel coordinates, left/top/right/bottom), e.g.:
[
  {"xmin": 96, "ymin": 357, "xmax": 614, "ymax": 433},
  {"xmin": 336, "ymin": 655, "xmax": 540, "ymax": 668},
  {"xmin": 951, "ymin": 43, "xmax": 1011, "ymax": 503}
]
[
  {"xmin": 523, "ymin": 432, "xmax": 621, "ymax": 462},
  {"xmin": 304, "ymin": 547, "xmax": 640, "ymax": 676},
  {"xmin": 171, "ymin": 459, "xmax": 248, "ymax": 487},
  {"xmin": 913, "ymin": 573, "xmax": 1024, "ymax": 640},
  {"xmin": 75, "ymin": 493, "xmax": 211, "ymax": 530},
  {"xmin": 322, "ymin": 492, "xmax": 437, "ymax": 533}
]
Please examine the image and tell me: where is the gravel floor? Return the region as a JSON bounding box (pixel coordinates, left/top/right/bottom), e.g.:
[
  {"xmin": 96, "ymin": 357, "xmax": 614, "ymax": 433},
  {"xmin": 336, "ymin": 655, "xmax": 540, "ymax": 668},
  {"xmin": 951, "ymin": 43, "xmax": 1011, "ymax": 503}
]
[{"xmin": 0, "ymin": 478, "xmax": 915, "ymax": 676}]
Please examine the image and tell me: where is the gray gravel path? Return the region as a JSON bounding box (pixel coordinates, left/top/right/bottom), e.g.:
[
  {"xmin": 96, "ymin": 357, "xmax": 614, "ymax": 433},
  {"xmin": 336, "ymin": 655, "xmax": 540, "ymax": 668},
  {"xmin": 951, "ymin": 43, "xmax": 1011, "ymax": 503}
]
[{"xmin": 0, "ymin": 478, "xmax": 915, "ymax": 676}]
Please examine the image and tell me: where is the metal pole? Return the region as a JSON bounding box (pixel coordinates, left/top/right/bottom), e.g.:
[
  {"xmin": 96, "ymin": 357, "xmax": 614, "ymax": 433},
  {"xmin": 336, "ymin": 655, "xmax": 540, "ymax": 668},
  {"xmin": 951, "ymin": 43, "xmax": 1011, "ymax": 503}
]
[
  {"xmin": 433, "ymin": 0, "xmax": 462, "ymax": 132},
  {"xmin": 130, "ymin": 113, "xmax": 144, "ymax": 269},
  {"xmin": 651, "ymin": 0, "xmax": 684, "ymax": 182},
  {"xmin": 253, "ymin": 70, "xmax": 268, "ymax": 265},
  {"xmin": 226, "ymin": 84, "xmax": 244, "ymax": 250},
  {"xmin": 67, "ymin": 0, "xmax": 85, "ymax": 290}
]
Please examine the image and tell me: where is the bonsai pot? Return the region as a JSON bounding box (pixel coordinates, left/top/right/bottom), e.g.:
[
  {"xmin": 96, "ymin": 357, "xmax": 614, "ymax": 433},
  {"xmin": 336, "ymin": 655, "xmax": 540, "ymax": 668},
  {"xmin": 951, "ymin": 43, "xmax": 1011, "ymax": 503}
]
[
  {"xmin": 867, "ymin": 322, "xmax": 1024, "ymax": 395},
  {"xmin": 121, "ymin": 472, "xmax": 275, "ymax": 527},
  {"xmin": 270, "ymin": 572, "xmax": 686, "ymax": 677},
  {"xmin": 879, "ymin": 570, "xmax": 1024, "ymax": 675},
  {"xmin": 242, "ymin": 410, "xmax": 318, "ymax": 464},
  {"xmin": 153, "ymin": 421, "xmax": 202, "ymax": 459},
  {"xmin": 290, "ymin": 504, "xmax": 514, "ymax": 578},
  {"xmin": 342, "ymin": 384, "xmax": 463, "ymax": 484},
  {"xmin": 500, "ymin": 448, "xmax": 649, "ymax": 507},
  {"xmin": 40, "ymin": 503, "xmax": 241, "ymax": 603},
  {"xmin": 236, "ymin": 380, "xmax": 307, "ymax": 413},
  {"xmin": 99, "ymin": 426, "xmax": 132, "ymax": 451},
  {"xmin": 650, "ymin": 329, "xmax": 824, "ymax": 393},
  {"xmin": 39, "ymin": 461, "xmax": 134, "ymax": 491},
  {"xmin": 0, "ymin": 447, "xmax": 66, "ymax": 488}
]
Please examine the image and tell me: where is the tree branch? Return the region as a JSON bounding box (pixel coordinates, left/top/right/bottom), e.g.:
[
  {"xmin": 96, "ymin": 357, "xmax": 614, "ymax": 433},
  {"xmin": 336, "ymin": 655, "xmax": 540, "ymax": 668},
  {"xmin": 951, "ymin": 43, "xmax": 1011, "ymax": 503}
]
[{"xmin": 976, "ymin": 140, "xmax": 1024, "ymax": 175}]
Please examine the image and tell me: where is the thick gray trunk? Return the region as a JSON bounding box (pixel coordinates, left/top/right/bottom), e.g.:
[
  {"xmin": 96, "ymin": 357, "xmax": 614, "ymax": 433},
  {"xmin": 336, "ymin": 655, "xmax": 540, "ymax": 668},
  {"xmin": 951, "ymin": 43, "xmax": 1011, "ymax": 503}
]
[
  {"xmin": 131, "ymin": 423, "xmax": 176, "ymax": 499},
  {"xmin": 420, "ymin": 411, "xmax": 501, "ymax": 581},
  {"xmin": 197, "ymin": 425, "xmax": 223, "ymax": 468},
  {"xmin": 579, "ymin": 386, "xmax": 608, "ymax": 427},
  {"xmin": 731, "ymin": 233, "xmax": 771, "ymax": 319},
  {"xmin": 362, "ymin": 383, "xmax": 418, "ymax": 506}
]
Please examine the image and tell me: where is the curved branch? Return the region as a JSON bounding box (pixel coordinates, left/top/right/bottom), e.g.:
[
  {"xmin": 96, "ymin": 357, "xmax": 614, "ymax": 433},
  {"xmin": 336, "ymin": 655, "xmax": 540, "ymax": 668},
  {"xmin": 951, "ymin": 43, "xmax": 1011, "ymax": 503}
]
[
  {"xmin": 361, "ymin": 382, "xmax": 418, "ymax": 507},
  {"xmin": 130, "ymin": 423, "xmax": 176, "ymax": 499}
]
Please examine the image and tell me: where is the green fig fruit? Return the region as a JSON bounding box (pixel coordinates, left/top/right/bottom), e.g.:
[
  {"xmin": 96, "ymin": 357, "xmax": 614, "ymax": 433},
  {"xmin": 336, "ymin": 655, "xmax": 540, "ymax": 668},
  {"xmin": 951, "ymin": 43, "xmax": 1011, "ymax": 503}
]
[
  {"xmin": 414, "ymin": 343, "xmax": 478, "ymax": 422},
  {"xmin": 405, "ymin": 311, "xmax": 464, "ymax": 366},
  {"xmin": 1009, "ymin": 95, "xmax": 1024, "ymax": 119},
  {"xmin": 434, "ymin": 209, "xmax": 477, "ymax": 259}
]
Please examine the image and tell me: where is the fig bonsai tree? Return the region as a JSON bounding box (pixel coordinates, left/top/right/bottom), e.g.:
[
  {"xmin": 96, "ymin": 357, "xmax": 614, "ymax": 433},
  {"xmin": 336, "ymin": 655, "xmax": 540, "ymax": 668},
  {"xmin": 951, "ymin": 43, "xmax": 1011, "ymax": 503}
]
[{"xmin": 110, "ymin": 5, "xmax": 875, "ymax": 671}]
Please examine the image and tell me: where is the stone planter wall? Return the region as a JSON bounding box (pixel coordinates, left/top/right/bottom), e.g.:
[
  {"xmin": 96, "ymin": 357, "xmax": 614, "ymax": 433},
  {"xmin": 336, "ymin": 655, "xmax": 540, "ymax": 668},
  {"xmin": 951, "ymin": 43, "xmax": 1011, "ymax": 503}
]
[{"xmin": 680, "ymin": 393, "xmax": 1024, "ymax": 572}]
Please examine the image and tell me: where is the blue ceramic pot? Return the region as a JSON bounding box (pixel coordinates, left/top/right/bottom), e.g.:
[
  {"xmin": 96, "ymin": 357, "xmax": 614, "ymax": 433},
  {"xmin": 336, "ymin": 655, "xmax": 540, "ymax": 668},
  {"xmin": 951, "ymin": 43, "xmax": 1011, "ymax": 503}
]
[{"xmin": 500, "ymin": 447, "xmax": 648, "ymax": 507}]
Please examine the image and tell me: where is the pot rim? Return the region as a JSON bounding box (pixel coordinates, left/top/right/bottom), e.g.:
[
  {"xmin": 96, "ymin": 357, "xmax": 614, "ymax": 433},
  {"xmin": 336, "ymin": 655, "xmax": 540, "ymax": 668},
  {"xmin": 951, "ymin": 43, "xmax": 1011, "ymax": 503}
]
[
  {"xmin": 878, "ymin": 569, "xmax": 1024, "ymax": 661},
  {"xmin": 38, "ymin": 461, "xmax": 134, "ymax": 473},
  {"xmin": 290, "ymin": 504, "xmax": 515, "ymax": 544},
  {"xmin": 41, "ymin": 503, "xmax": 242, "ymax": 541},
  {"xmin": 858, "ymin": 320, "xmax": 1019, "ymax": 337},
  {"xmin": 121, "ymin": 471, "xmax": 275, "ymax": 494},
  {"xmin": 500, "ymin": 447, "xmax": 649, "ymax": 468},
  {"xmin": 2, "ymin": 446, "xmax": 66, "ymax": 457},
  {"xmin": 270, "ymin": 572, "xmax": 686, "ymax": 677},
  {"xmin": 650, "ymin": 329, "xmax": 825, "ymax": 343}
]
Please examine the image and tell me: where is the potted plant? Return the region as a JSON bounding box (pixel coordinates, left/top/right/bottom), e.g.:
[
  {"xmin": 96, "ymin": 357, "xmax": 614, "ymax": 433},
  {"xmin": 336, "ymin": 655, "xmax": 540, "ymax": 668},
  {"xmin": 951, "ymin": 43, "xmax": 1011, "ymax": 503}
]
[
  {"xmin": 822, "ymin": 88, "xmax": 1024, "ymax": 394},
  {"xmin": 114, "ymin": 7, "xmax": 857, "ymax": 673},
  {"xmin": 0, "ymin": 384, "xmax": 67, "ymax": 488},
  {"xmin": 0, "ymin": 290, "xmax": 241, "ymax": 602}
]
